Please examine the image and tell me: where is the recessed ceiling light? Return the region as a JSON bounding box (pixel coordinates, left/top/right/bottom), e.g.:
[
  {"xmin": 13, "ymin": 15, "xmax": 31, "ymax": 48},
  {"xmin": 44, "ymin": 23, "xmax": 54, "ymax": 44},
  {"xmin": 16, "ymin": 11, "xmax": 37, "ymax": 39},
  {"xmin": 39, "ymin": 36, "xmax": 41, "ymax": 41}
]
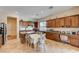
[{"xmin": 49, "ymin": 6, "xmax": 53, "ymax": 9}]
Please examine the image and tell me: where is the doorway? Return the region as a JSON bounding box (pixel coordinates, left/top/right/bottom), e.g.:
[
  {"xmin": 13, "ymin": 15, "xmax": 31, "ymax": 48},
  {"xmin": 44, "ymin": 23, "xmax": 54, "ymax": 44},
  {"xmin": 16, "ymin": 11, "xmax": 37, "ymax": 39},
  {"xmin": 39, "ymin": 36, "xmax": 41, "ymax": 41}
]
[{"xmin": 7, "ymin": 17, "xmax": 17, "ymax": 40}]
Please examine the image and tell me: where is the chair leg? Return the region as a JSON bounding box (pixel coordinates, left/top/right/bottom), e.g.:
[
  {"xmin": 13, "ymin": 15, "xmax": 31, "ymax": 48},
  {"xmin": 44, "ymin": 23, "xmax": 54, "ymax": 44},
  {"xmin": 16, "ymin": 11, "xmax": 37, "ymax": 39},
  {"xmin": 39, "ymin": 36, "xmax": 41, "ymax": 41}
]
[{"xmin": 31, "ymin": 43, "xmax": 34, "ymax": 48}]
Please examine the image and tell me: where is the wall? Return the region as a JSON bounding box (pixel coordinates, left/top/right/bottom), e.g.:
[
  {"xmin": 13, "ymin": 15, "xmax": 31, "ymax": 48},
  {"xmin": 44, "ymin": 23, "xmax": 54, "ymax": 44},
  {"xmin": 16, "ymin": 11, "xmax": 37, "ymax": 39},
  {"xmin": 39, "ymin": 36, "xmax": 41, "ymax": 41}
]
[
  {"xmin": 0, "ymin": 12, "xmax": 20, "ymax": 40},
  {"xmin": 6, "ymin": 12, "xmax": 20, "ymax": 41}
]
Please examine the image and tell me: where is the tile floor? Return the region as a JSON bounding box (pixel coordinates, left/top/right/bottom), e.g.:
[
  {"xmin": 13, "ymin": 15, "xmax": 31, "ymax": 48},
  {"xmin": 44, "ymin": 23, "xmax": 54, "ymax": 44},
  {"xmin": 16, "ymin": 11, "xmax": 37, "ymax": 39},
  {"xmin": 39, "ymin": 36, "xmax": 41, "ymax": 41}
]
[{"xmin": 0, "ymin": 39, "xmax": 79, "ymax": 53}]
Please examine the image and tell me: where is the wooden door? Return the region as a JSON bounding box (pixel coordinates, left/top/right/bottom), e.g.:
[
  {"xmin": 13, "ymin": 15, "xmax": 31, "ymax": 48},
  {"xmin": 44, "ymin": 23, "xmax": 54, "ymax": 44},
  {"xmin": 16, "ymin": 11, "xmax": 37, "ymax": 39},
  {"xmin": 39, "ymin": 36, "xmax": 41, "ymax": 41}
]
[{"xmin": 7, "ymin": 17, "xmax": 17, "ymax": 40}]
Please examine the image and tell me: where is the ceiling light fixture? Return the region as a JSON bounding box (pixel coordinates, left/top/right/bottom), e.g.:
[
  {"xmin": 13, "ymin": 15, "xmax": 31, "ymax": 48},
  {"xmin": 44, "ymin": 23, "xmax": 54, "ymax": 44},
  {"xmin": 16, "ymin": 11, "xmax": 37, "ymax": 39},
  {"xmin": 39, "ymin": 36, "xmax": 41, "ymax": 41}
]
[{"xmin": 49, "ymin": 6, "xmax": 53, "ymax": 9}]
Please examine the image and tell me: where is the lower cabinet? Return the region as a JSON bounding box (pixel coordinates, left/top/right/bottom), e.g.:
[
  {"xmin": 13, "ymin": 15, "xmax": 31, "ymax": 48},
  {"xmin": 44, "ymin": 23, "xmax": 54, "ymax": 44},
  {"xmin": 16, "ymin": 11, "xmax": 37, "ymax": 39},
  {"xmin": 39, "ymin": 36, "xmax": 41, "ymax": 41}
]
[
  {"xmin": 46, "ymin": 32, "xmax": 60, "ymax": 41},
  {"xmin": 19, "ymin": 33, "xmax": 26, "ymax": 44},
  {"xmin": 46, "ymin": 32, "xmax": 79, "ymax": 47},
  {"xmin": 69, "ymin": 35, "xmax": 79, "ymax": 47}
]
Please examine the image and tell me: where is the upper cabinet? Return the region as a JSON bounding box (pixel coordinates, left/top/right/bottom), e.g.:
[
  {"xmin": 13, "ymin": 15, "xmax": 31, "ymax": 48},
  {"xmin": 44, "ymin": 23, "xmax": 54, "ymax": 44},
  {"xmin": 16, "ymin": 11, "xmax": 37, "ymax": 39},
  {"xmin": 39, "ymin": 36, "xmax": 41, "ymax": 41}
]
[
  {"xmin": 70, "ymin": 15, "xmax": 79, "ymax": 27},
  {"xmin": 55, "ymin": 19, "xmax": 60, "ymax": 27},
  {"xmin": 59, "ymin": 18, "xmax": 65, "ymax": 27},
  {"xmin": 51, "ymin": 19, "xmax": 56, "ymax": 28},
  {"xmin": 34, "ymin": 21, "xmax": 38, "ymax": 28},
  {"xmin": 46, "ymin": 15, "xmax": 79, "ymax": 28},
  {"xmin": 46, "ymin": 20, "xmax": 53, "ymax": 28},
  {"xmin": 64, "ymin": 16, "xmax": 71, "ymax": 27}
]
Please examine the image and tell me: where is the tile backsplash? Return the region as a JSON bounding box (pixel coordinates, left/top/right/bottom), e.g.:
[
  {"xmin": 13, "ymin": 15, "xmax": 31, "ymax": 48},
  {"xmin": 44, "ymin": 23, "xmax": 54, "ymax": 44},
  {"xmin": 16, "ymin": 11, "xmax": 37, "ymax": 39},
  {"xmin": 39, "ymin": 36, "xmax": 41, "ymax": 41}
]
[{"xmin": 47, "ymin": 28, "xmax": 79, "ymax": 34}]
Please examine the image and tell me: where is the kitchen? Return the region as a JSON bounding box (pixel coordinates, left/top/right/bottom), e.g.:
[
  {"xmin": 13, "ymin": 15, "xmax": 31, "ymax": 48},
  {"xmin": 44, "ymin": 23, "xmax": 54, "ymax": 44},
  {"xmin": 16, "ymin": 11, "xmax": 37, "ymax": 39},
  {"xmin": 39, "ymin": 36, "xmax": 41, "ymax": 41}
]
[{"xmin": 0, "ymin": 6, "xmax": 79, "ymax": 52}]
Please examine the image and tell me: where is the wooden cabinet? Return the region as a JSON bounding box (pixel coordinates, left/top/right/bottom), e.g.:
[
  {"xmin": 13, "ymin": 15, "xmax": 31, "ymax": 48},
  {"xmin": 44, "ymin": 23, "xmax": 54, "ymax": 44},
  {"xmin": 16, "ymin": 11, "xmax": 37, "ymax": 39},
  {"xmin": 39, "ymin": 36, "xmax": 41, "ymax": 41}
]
[
  {"xmin": 70, "ymin": 15, "xmax": 79, "ymax": 27},
  {"xmin": 46, "ymin": 32, "xmax": 60, "ymax": 41},
  {"xmin": 46, "ymin": 32, "xmax": 53, "ymax": 39},
  {"xmin": 46, "ymin": 20, "xmax": 52, "ymax": 28},
  {"xmin": 55, "ymin": 19, "xmax": 60, "ymax": 27},
  {"xmin": 64, "ymin": 15, "xmax": 79, "ymax": 28},
  {"xmin": 59, "ymin": 18, "xmax": 65, "ymax": 27},
  {"xmin": 69, "ymin": 35, "xmax": 79, "ymax": 47},
  {"xmin": 46, "ymin": 15, "xmax": 79, "ymax": 28},
  {"xmin": 19, "ymin": 33, "xmax": 26, "ymax": 44},
  {"xmin": 64, "ymin": 16, "xmax": 71, "ymax": 27},
  {"xmin": 51, "ymin": 19, "xmax": 56, "ymax": 27},
  {"xmin": 34, "ymin": 21, "xmax": 38, "ymax": 28}
]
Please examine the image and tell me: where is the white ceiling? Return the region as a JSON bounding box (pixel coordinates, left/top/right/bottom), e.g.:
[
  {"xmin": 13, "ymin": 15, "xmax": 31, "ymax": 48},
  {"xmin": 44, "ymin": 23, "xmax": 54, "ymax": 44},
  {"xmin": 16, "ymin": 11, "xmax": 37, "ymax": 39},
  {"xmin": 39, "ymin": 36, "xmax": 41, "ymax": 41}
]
[{"xmin": 0, "ymin": 6, "xmax": 74, "ymax": 20}]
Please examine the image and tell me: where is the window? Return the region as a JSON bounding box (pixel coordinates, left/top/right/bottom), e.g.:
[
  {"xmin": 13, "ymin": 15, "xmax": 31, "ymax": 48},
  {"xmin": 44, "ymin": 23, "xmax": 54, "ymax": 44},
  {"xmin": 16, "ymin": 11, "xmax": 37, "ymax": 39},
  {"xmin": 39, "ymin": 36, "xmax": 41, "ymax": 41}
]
[
  {"xmin": 39, "ymin": 21, "xmax": 46, "ymax": 31},
  {"xmin": 25, "ymin": 26, "xmax": 34, "ymax": 30},
  {"xmin": 19, "ymin": 23, "xmax": 34, "ymax": 31},
  {"xmin": 40, "ymin": 21, "xmax": 46, "ymax": 27}
]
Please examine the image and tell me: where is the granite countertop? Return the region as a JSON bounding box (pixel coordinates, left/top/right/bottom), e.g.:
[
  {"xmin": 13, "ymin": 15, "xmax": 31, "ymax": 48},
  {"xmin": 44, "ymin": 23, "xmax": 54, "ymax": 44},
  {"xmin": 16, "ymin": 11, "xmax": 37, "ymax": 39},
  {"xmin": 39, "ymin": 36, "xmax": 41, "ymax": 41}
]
[{"xmin": 44, "ymin": 30, "xmax": 79, "ymax": 37}]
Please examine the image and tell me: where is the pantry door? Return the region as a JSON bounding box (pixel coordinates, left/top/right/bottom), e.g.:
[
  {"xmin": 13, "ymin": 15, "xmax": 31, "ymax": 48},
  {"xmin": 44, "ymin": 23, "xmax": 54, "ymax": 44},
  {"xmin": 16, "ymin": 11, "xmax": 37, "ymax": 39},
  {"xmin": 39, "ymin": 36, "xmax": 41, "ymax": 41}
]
[{"xmin": 7, "ymin": 17, "xmax": 17, "ymax": 40}]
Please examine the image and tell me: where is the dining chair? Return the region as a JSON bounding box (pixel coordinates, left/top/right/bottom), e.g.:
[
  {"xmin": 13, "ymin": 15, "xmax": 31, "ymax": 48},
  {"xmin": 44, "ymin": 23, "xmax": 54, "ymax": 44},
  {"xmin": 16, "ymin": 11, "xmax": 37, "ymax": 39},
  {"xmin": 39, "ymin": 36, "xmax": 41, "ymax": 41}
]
[{"xmin": 37, "ymin": 33, "xmax": 47, "ymax": 52}]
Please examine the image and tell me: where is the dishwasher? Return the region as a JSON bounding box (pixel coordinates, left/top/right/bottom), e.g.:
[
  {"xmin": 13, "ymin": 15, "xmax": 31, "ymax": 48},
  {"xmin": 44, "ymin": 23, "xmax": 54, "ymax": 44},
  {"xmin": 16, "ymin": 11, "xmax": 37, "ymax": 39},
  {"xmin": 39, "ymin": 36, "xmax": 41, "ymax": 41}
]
[{"xmin": 60, "ymin": 35, "xmax": 69, "ymax": 43}]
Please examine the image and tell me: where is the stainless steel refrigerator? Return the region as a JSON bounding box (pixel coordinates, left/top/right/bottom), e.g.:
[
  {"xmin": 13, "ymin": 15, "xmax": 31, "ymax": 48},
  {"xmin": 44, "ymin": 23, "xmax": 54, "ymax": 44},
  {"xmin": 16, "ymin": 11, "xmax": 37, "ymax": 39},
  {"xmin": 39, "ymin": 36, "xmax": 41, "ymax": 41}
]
[{"xmin": 0, "ymin": 23, "xmax": 7, "ymax": 45}]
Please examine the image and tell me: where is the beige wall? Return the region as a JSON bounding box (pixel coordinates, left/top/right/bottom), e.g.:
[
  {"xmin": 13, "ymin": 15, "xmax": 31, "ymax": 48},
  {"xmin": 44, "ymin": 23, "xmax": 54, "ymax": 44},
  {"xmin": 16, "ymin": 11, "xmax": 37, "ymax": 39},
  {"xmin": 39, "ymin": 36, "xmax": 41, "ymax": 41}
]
[{"xmin": 0, "ymin": 12, "xmax": 20, "ymax": 40}]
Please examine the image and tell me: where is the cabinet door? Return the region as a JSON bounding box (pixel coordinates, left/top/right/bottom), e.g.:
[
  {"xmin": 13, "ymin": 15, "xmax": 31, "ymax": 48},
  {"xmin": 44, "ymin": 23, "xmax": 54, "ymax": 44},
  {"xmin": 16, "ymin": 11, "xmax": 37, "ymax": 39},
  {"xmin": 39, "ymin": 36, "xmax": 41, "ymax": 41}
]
[
  {"xmin": 46, "ymin": 20, "xmax": 50, "ymax": 28},
  {"xmin": 46, "ymin": 32, "xmax": 53, "ymax": 40},
  {"xmin": 65, "ymin": 16, "xmax": 71, "ymax": 27},
  {"xmin": 70, "ymin": 15, "xmax": 79, "ymax": 27},
  {"xmin": 51, "ymin": 20, "xmax": 56, "ymax": 28},
  {"xmin": 70, "ymin": 38, "xmax": 79, "ymax": 46},
  {"xmin": 46, "ymin": 20, "xmax": 52, "ymax": 28},
  {"xmin": 55, "ymin": 19, "xmax": 60, "ymax": 27},
  {"xmin": 53, "ymin": 33, "xmax": 60, "ymax": 41},
  {"xmin": 59, "ymin": 18, "xmax": 65, "ymax": 27}
]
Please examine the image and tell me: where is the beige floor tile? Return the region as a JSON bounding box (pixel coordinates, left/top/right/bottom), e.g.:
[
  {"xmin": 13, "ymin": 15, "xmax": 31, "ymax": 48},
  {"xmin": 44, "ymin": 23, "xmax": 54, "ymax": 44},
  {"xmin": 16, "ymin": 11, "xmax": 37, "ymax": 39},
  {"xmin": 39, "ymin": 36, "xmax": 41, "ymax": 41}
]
[{"xmin": 0, "ymin": 39, "xmax": 79, "ymax": 53}]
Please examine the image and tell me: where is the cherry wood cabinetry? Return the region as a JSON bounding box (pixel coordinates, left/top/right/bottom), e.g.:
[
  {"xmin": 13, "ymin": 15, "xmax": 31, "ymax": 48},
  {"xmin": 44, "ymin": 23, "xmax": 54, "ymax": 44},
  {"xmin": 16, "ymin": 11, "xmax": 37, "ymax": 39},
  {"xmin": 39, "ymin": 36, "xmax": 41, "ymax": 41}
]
[
  {"xmin": 51, "ymin": 19, "xmax": 56, "ymax": 27},
  {"xmin": 70, "ymin": 15, "xmax": 79, "ymax": 27},
  {"xmin": 34, "ymin": 21, "xmax": 38, "ymax": 28},
  {"xmin": 46, "ymin": 20, "xmax": 52, "ymax": 28},
  {"xmin": 59, "ymin": 18, "xmax": 65, "ymax": 27},
  {"xmin": 47, "ymin": 19, "xmax": 56, "ymax": 28},
  {"xmin": 64, "ymin": 16, "xmax": 71, "ymax": 27},
  {"xmin": 46, "ymin": 32, "xmax": 60, "ymax": 41},
  {"xmin": 46, "ymin": 15, "xmax": 79, "ymax": 28},
  {"xmin": 69, "ymin": 35, "xmax": 79, "ymax": 47},
  {"xmin": 46, "ymin": 31, "xmax": 79, "ymax": 47},
  {"xmin": 19, "ymin": 33, "xmax": 26, "ymax": 44},
  {"xmin": 55, "ymin": 19, "xmax": 60, "ymax": 27}
]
